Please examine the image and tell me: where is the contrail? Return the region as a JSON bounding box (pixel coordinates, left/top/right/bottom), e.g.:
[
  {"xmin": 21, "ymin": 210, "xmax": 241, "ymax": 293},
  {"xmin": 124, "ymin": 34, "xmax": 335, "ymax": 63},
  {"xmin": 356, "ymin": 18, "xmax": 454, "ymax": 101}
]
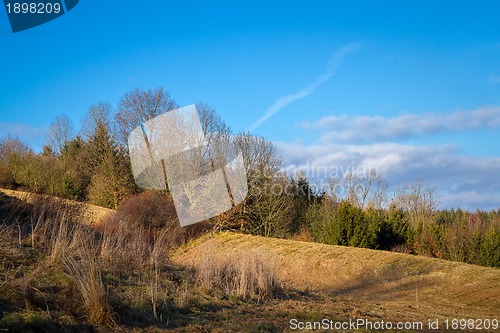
[{"xmin": 248, "ymin": 43, "xmax": 361, "ymax": 132}]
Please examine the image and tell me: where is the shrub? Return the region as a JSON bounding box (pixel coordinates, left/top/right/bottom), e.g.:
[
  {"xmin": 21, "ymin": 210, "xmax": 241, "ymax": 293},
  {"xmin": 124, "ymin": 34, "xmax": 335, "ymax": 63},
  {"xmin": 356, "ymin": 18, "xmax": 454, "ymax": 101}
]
[
  {"xmin": 112, "ymin": 190, "xmax": 178, "ymax": 229},
  {"xmin": 0, "ymin": 164, "xmax": 15, "ymax": 189},
  {"xmin": 311, "ymin": 201, "xmax": 375, "ymax": 248},
  {"xmin": 100, "ymin": 190, "xmax": 209, "ymax": 270}
]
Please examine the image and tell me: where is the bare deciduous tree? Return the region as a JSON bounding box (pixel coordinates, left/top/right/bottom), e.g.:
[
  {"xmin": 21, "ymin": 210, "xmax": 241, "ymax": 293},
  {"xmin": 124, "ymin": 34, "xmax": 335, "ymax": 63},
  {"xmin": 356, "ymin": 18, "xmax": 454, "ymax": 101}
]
[
  {"xmin": 114, "ymin": 87, "xmax": 177, "ymax": 149},
  {"xmin": 0, "ymin": 135, "xmax": 32, "ymax": 182},
  {"xmin": 329, "ymin": 168, "xmax": 388, "ymax": 209},
  {"xmin": 80, "ymin": 102, "xmax": 113, "ymax": 141},
  {"xmin": 393, "ymin": 178, "xmax": 440, "ymax": 226},
  {"xmin": 46, "ymin": 114, "xmax": 74, "ymax": 155},
  {"xmin": 196, "ymin": 102, "xmax": 232, "ymax": 162},
  {"xmin": 234, "ymin": 132, "xmax": 282, "ymax": 178},
  {"xmin": 0, "ymin": 135, "xmax": 31, "ymax": 162},
  {"xmin": 247, "ymin": 174, "xmax": 294, "ymax": 237}
]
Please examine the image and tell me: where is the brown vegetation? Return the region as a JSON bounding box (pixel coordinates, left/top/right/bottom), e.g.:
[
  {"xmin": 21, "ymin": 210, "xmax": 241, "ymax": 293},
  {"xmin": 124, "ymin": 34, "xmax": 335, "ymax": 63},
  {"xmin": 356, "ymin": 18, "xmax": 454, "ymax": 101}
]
[
  {"xmin": 175, "ymin": 232, "xmax": 500, "ymax": 321},
  {"xmin": 195, "ymin": 241, "xmax": 280, "ymax": 301},
  {"xmin": 1, "ymin": 191, "xmax": 499, "ymax": 332}
]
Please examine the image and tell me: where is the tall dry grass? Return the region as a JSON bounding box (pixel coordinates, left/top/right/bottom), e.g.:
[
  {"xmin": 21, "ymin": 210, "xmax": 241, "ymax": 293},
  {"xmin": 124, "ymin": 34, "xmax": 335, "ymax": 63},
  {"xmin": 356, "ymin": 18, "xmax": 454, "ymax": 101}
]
[
  {"xmin": 195, "ymin": 242, "xmax": 280, "ymax": 300},
  {"xmin": 33, "ymin": 198, "xmax": 118, "ymax": 326},
  {"xmin": 99, "ymin": 220, "xmax": 174, "ymax": 321},
  {"xmin": 0, "ymin": 195, "xmax": 117, "ymax": 326},
  {"xmin": 0, "ymin": 190, "xmax": 210, "ymax": 326},
  {"xmin": 61, "ymin": 251, "xmax": 115, "ymax": 326}
]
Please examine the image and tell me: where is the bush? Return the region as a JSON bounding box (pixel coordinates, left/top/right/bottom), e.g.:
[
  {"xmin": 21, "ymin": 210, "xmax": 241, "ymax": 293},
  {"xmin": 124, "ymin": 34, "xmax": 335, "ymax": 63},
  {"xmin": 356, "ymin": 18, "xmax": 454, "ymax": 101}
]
[
  {"xmin": 311, "ymin": 201, "xmax": 376, "ymax": 248},
  {"xmin": 103, "ymin": 190, "xmax": 209, "ymax": 252},
  {"xmin": 376, "ymin": 205, "xmax": 413, "ymax": 251},
  {"xmin": 113, "ymin": 191, "xmax": 177, "ymax": 229},
  {"xmin": 0, "ymin": 164, "xmax": 15, "ymax": 188}
]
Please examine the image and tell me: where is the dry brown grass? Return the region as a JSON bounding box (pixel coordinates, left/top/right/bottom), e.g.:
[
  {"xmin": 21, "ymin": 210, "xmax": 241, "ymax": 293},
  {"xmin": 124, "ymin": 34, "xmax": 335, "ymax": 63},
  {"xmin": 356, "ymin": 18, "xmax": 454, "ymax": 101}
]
[
  {"xmin": 195, "ymin": 241, "xmax": 280, "ymax": 300},
  {"xmin": 61, "ymin": 252, "xmax": 115, "ymax": 327},
  {"xmin": 99, "ymin": 220, "xmax": 154, "ymax": 270},
  {"xmin": 0, "ymin": 188, "xmax": 114, "ymax": 225},
  {"xmin": 174, "ymin": 232, "xmax": 500, "ymax": 321},
  {"xmin": 0, "ymin": 189, "xmax": 205, "ymax": 328},
  {"xmin": 0, "ymin": 192, "xmax": 117, "ymax": 327},
  {"xmin": 5, "ymin": 188, "xmax": 500, "ymax": 331}
]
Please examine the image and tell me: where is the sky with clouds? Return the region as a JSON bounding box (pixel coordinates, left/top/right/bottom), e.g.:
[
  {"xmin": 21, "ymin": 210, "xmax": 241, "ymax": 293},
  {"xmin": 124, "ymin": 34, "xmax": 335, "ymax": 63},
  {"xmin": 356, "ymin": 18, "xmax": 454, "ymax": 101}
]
[{"xmin": 0, "ymin": 1, "xmax": 499, "ymax": 210}]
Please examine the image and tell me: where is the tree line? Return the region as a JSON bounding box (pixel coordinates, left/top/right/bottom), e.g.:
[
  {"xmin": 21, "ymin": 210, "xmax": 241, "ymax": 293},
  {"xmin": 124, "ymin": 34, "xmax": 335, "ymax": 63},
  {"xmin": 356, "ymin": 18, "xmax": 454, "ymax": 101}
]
[{"xmin": 0, "ymin": 87, "xmax": 498, "ymax": 267}]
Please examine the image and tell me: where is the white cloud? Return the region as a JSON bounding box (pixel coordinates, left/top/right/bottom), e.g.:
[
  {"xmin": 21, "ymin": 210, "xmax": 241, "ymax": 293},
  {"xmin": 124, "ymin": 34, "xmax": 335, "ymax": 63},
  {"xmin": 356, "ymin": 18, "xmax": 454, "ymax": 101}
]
[
  {"xmin": 276, "ymin": 141, "xmax": 464, "ymax": 180},
  {"xmin": 248, "ymin": 43, "xmax": 361, "ymax": 132},
  {"xmin": 302, "ymin": 106, "xmax": 500, "ymax": 143},
  {"xmin": 276, "ymin": 106, "xmax": 500, "ymax": 211}
]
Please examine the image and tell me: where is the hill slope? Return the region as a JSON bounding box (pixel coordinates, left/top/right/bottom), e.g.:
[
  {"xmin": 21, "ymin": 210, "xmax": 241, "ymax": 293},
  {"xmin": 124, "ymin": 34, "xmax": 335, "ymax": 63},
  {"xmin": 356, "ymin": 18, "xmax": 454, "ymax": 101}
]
[
  {"xmin": 2, "ymin": 188, "xmax": 499, "ymax": 331},
  {"xmin": 174, "ymin": 232, "xmax": 500, "ymax": 321},
  {"xmin": 0, "ymin": 188, "xmax": 113, "ymax": 225}
]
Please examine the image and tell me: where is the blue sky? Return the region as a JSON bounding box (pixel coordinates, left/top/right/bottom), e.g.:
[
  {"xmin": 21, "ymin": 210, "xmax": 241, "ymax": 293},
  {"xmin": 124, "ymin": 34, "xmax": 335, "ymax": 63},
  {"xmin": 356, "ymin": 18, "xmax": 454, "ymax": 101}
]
[{"xmin": 1, "ymin": 1, "xmax": 499, "ymax": 210}]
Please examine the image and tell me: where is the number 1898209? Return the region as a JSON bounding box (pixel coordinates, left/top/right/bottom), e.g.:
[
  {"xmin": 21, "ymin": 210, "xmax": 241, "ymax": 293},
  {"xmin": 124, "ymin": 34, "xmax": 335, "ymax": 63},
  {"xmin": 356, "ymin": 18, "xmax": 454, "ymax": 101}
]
[{"xmin": 5, "ymin": 2, "xmax": 62, "ymax": 14}]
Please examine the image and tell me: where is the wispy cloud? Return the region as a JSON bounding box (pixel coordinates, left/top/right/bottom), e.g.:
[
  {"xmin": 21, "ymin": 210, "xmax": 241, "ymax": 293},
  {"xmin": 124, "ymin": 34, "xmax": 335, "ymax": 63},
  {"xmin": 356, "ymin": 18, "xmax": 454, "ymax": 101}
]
[
  {"xmin": 302, "ymin": 106, "xmax": 500, "ymax": 143},
  {"xmin": 488, "ymin": 75, "xmax": 500, "ymax": 84},
  {"xmin": 0, "ymin": 122, "xmax": 47, "ymax": 150},
  {"xmin": 248, "ymin": 43, "xmax": 361, "ymax": 132},
  {"xmin": 0, "ymin": 122, "xmax": 47, "ymax": 138}
]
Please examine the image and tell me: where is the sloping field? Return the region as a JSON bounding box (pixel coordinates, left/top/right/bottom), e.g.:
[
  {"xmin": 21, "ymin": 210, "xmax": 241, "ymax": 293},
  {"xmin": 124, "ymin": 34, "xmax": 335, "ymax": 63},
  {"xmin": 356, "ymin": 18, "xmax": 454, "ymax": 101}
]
[
  {"xmin": 0, "ymin": 188, "xmax": 113, "ymax": 225},
  {"xmin": 174, "ymin": 232, "xmax": 500, "ymax": 321},
  {"xmin": 3, "ymin": 188, "xmax": 498, "ymax": 330}
]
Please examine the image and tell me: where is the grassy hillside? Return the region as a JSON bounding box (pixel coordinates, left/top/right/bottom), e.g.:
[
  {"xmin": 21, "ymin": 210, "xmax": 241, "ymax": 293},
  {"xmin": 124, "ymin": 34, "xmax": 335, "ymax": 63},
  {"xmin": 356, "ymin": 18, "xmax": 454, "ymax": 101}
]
[
  {"xmin": 174, "ymin": 232, "xmax": 500, "ymax": 321},
  {"xmin": 0, "ymin": 188, "xmax": 113, "ymax": 225},
  {"xmin": 1, "ymin": 189, "xmax": 499, "ymax": 332}
]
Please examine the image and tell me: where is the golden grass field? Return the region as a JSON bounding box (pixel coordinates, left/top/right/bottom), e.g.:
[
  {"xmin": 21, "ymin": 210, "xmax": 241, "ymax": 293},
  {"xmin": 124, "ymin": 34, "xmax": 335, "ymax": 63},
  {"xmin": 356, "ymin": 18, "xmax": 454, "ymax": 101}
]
[
  {"xmin": 174, "ymin": 232, "xmax": 500, "ymax": 324},
  {"xmin": 1, "ymin": 188, "xmax": 499, "ymax": 332}
]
